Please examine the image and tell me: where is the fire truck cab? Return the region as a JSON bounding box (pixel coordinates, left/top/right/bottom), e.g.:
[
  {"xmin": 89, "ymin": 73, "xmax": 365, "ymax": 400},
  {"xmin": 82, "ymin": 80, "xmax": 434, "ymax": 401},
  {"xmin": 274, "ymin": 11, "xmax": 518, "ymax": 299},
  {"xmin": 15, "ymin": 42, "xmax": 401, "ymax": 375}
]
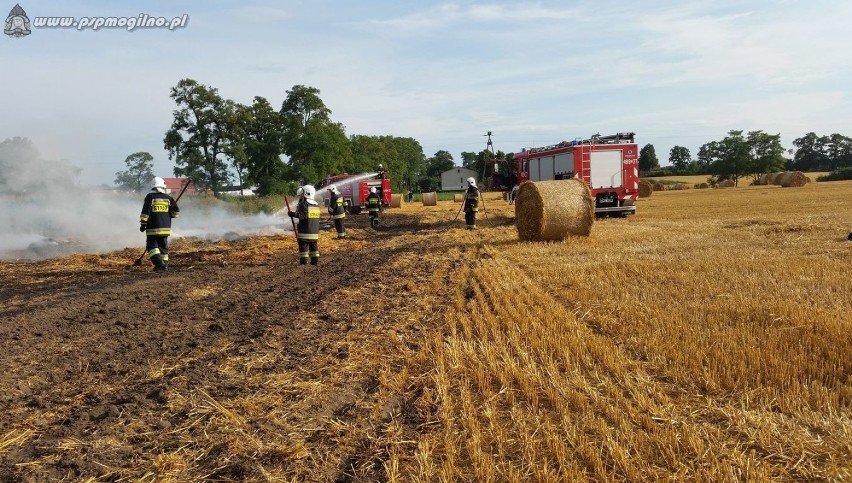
[{"xmin": 511, "ymin": 132, "xmax": 639, "ymax": 216}]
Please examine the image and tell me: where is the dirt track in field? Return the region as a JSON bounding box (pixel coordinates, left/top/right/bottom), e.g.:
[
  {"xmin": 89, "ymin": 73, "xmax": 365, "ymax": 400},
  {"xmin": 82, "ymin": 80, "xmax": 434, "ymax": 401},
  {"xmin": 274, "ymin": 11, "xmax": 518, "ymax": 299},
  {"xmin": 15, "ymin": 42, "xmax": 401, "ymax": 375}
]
[{"xmin": 0, "ymin": 204, "xmax": 493, "ymax": 482}]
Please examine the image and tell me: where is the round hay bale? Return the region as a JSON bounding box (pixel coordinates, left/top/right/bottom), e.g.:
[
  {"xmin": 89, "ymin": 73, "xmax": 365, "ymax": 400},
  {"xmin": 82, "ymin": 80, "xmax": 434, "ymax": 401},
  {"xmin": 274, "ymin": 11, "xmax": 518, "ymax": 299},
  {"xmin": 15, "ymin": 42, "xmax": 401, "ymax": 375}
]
[
  {"xmin": 514, "ymin": 179, "xmax": 594, "ymax": 241},
  {"xmin": 778, "ymin": 171, "xmax": 807, "ymax": 187},
  {"xmin": 390, "ymin": 193, "xmax": 403, "ymax": 208},
  {"xmin": 698, "ymin": 182, "xmax": 709, "ymax": 189},
  {"xmin": 758, "ymin": 173, "xmax": 771, "ymax": 185},
  {"xmin": 652, "ymin": 181, "xmax": 665, "ymax": 192},
  {"xmin": 422, "ymin": 192, "xmax": 437, "ymax": 206},
  {"xmin": 638, "ymin": 180, "xmax": 653, "ymax": 198},
  {"xmin": 453, "ymin": 193, "xmax": 465, "ymax": 203},
  {"xmin": 717, "ymin": 179, "xmax": 735, "ymax": 188},
  {"xmin": 767, "ymin": 172, "xmax": 783, "ymax": 185}
]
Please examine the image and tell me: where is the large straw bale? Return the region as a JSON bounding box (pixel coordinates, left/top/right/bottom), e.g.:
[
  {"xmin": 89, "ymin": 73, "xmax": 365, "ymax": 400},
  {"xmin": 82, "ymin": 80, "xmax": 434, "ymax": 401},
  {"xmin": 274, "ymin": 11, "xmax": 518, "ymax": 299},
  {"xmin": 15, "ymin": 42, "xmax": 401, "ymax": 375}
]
[
  {"xmin": 453, "ymin": 193, "xmax": 465, "ymax": 203},
  {"xmin": 717, "ymin": 179, "xmax": 735, "ymax": 188},
  {"xmin": 514, "ymin": 179, "xmax": 594, "ymax": 241},
  {"xmin": 390, "ymin": 193, "xmax": 403, "ymax": 208},
  {"xmin": 777, "ymin": 171, "xmax": 807, "ymax": 187},
  {"xmin": 767, "ymin": 172, "xmax": 783, "ymax": 185},
  {"xmin": 638, "ymin": 180, "xmax": 653, "ymax": 198},
  {"xmin": 422, "ymin": 192, "xmax": 438, "ymax": 206},
  {"xmin": 758, "ymin": 173, "xmax": 771, "ymax": 185},
  {"xmin": 652, "ymin": 181, "xmax": 665, "ymax": 192}
]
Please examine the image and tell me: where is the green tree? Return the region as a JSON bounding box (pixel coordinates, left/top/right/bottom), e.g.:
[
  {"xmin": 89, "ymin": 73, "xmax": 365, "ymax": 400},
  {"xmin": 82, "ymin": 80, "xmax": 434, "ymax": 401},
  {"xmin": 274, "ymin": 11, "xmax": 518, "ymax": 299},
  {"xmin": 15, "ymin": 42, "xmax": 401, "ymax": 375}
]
[
  {"xmin": 745, "ymin": 130, "xmax": 786, "ymax": 183},
  {"xmin": 707, "ymin": 130, "xmax": 750, "ymax": 185},
  {"xmin": 639, "ymin": 144, "xmax": 659, "ymax": 172},
  {"xmin": 239, "ymin": 97, "xmax": 287, "ymax": 196},
  {"xmin": 669, "ymin": 146, "xmax": 691, "ymax": 172},
  {"xmin": 163, "ymin": 79, "xmax": 232, "ymax": 196},
  {"xmin": 280, "ymin": 85, "xmax": 351, "ymax": 184},
  {"xmin": 114, "ymin": 152, "xmax": 155, "ymax": 192},
  {"xmin": 417, "ymin": 150, "xmax": 455, "ymax": 191},
  {"xmin": 792, "ymin": 132, "xmax": 852, "ymax": 171}
]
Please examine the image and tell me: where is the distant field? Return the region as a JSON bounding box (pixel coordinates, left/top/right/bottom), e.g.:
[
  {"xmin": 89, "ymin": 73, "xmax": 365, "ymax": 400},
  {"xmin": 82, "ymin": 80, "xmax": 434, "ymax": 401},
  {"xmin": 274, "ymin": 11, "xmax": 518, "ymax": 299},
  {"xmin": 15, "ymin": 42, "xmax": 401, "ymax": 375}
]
[{"xmin": 647, "ymin": 172, "xmax": 830, "ymax": 185}]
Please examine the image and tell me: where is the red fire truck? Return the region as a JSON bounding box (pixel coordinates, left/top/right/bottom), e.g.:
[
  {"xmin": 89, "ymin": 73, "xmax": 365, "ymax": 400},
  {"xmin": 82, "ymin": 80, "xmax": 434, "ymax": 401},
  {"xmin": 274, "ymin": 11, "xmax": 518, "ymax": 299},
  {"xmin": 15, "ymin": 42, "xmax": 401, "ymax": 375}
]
[
  {"xmin": 510, "ymin": 132, "xmax": 639, "ymax": 216},
  {"xmin": 318, "ymin": 173, "xmax": 391, "ymax": 215}
]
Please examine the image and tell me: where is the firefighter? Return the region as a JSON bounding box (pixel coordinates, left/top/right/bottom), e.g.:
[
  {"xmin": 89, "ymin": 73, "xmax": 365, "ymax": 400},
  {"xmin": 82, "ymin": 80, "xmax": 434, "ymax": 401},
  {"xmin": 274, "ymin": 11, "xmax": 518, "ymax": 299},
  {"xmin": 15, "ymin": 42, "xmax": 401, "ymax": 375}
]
[
  {"xmin": 366, "ymin": 186, "xmax": 382, "ymax": 228},
  {"xmin": 139, "ymin": 176, "xmax": 179, "ymax": 271},
  {"xmin": 288, "ymin": 184, "xmax": 321, "ymax": 265},
  {"xmin": 377, "ymin": 163, "xmax": 388, "ymax": 179},
  {"xmin": 463, "ymin": 177, "xmax": 480, "ymax": 230},
  {"xmin": 327, "ymin": 185, "xmax": 346, "ymax": 239}
]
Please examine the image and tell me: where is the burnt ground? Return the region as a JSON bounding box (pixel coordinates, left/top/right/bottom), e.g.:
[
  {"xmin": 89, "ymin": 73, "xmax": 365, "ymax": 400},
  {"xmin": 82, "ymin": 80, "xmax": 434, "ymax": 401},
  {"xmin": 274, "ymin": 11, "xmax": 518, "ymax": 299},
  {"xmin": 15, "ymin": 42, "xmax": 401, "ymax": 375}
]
[{"xmin": 0, "ymin": 207, "xmax": 486, "ymax": 482}]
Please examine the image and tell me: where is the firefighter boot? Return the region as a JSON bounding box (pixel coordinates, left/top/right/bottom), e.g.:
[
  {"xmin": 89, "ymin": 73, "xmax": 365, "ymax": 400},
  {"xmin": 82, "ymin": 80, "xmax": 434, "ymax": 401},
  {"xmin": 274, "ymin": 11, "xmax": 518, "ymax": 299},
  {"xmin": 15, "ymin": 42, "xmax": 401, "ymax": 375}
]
[{"xmin": 310, "ymin": 257, "xmax": 318, "ymax": 266}]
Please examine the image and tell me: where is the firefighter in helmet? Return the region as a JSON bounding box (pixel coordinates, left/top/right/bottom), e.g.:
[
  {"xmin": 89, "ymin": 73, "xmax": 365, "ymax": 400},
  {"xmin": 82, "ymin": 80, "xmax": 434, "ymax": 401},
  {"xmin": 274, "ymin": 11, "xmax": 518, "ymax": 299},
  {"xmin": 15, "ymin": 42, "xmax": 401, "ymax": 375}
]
[
  {"xmin": 139, "ymin": 176, "xmax": 179, "ymax": 271},
  {"xmin": 366, "ymin": 186, "xmax": 382, "ymax": 228},
  {"xmin": 377, "ymin": 163, "xmax": 387, "ymax": 179},
  {"xmin": 464, "ymin": 177, "xmax": 480, "ymax": 230},
  {"xmin": 327, "ymin": 185, "xmax": 346, "ymax": 239},
  {"xmin": 288, "ymin": 185, "xmax": 321, "ymax": 265}
]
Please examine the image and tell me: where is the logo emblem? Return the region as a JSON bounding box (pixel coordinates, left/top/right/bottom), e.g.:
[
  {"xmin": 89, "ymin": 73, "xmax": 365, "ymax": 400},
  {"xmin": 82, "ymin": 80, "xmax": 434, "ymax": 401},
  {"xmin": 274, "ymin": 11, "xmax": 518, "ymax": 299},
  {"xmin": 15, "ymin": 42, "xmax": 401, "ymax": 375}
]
[{"xmin": 4, "ymin": 3, "xmax": 31, "ymax": 37}]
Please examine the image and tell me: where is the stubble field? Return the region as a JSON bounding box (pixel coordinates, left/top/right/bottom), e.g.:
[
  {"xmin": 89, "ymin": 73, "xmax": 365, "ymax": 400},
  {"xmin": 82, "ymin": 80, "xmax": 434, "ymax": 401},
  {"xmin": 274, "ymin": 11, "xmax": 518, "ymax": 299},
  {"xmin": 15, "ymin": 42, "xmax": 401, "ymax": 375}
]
[{"xmin": 1, "ymin": 180, "xmax": 850, "ymax": 482}]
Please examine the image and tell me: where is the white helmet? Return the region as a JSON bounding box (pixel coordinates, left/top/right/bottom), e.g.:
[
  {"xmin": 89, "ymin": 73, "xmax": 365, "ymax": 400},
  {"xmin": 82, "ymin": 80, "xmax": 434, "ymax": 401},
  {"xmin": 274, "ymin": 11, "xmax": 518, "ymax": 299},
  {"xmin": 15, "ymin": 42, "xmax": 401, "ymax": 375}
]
[
  {"xmin": 301, "ymin": 184, "xmax": 316, "ymax": 199},
  {"xmin": 370, "ymin": 187, "xmax": 377, "ymax": 194},
  {"xmin": 467, "ymin": 177, "xmax": 477, "ymax": 188},
  {"xmin": 152, "ymin": 176, "xmax": 166, "ymax": 192},
  {"xmin": 378, "ymin": 163, "xmax": 383, "ymax": 168},
  {"xmin": 327, "ymin": 185, "xmax": 339, "ymax": 195}
]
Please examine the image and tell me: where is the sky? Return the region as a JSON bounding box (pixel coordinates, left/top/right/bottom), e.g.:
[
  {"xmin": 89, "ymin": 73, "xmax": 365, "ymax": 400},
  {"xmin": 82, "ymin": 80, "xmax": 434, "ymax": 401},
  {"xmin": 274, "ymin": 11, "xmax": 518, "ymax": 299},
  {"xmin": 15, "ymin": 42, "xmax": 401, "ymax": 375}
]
[{"xmin": 2, "ymin": 0, "xmax": 851, "ymax": 187}]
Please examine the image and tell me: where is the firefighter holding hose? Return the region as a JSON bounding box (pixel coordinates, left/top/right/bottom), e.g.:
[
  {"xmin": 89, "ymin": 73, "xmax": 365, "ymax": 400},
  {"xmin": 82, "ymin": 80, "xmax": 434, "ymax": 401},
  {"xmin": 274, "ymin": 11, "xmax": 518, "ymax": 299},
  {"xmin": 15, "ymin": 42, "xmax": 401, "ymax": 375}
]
[
  {"xmin": 464, "ymin": 177, "xmax": 480, "ymax": 230},
  {"xmin": 139, "ymin": 176, "xmax": 179, "ymax": 271},
  {"xmin": 327, "ymin": 185, "xmax": 346, "ymax": 239},
  {"xmin": 289, "ymin": 185, "xmax": 321, "ymax": 265}
]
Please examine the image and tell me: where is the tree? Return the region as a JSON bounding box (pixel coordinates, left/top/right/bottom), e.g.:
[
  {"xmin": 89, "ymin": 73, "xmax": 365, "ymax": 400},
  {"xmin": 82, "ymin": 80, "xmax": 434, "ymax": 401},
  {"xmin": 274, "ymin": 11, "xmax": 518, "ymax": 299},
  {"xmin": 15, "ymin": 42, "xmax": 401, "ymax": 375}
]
[
  {"xmin": 163, "ymin": 79, "xmax": 232, "ymax": 196},
  {"xmin": 669, "ymin": 146, "xmax": 691, "ymax": 172},
  {"xmin": 696, "ymin": 142, "xmax": 716, "ymax": 173},
  {"xmin": 418, "ymin": 150, "xmax": 455, "ymax": 192},
  {"xmin": 792, "ymin": 132, "xmax": 852, "ymax": 171},
  {"xmin": 114, "ymin": 152, "xmax": 154, "ymax": 192},
  {"xmin": 707, "ymin": 130, "xmax": 750, "ymax": 185},
  {"xmin": 238, "ymin": 97, "xmax": 287, "ymax": 196},
  {"xmin": 745, "ymin": 130, "xmax": 786, "ymax": 183},
  {"xmin": 280, "ymin": 85, "xmax": 351, "ymax": 184},
  {"xmin": 0, "ymin": 136, "xmax": 80, "ymax": 195},
  {"xmin": 639, "ymin": 144, "xmax": 659, "ymax": 172}
]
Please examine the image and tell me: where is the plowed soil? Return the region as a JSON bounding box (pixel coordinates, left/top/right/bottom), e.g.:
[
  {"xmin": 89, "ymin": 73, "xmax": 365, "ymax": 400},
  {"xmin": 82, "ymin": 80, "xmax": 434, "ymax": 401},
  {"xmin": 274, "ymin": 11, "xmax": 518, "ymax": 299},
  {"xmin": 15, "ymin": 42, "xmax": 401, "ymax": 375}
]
[{"xmin": 0, "ymin": 203, "xmax": 490, "ymax": 482}]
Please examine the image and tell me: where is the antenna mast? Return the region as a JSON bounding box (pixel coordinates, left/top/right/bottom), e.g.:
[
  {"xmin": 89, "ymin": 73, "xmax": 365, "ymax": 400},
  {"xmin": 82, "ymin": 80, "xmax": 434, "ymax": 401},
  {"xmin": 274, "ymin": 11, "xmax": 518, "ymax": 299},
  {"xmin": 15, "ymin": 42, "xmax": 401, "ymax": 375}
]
[{"xmin": 482, "ymin": 131, "xmax": 494, "ymax": 189}]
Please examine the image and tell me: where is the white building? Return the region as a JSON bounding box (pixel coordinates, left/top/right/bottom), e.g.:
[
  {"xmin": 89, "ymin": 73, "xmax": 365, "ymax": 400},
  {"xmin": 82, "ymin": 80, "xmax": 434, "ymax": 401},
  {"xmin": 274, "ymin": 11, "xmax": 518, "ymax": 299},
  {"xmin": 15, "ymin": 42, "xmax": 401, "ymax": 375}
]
[{"xmin": 440, "ymin": 167, "xmax": 478, "ymax": 191}]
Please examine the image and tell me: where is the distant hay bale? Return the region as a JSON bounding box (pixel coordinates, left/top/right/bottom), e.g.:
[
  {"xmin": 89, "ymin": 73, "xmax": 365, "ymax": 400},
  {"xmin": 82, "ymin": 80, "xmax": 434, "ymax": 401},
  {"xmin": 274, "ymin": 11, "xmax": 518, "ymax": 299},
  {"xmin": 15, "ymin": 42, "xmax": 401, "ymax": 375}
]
[
  {"xmin": 390, "ymin": 193, "xmax": 403, "ymax": 208},
  {"xmin": 453, "ymin": 193, "xmax": 465, "ymax": 203},
  {"xmin": 638, "ymin": 180, "xmax": 653, "ymax": 198},
  {"xmin": 422, "ymin": 192, "xmax": 437, "ymax": 206},
  {"xmin": 766, "ymin": 172, "xmax": 783, "ymax": 185},
  {"xmin": 778, "ymin": 171, "xmax": 807, "ymax": 187},
  {"xmin": 758, "ymin": 173, "xmax": 771, "ymax": 185},
  {"xmin": 717, "ymin": 179, "xmax": 735, "ymax": 188},
  {"xmin": 652, "ymin": 182, "xmax": 665, "ymax": 192},
  {"xmin": 671, "ymin": 183, "xmax": 688, "ymax": 190},
  {"xmin": 698, "ymin": 182, "xmax": 709, "ymax": 189},
  {"xmin": 514, "ymin": 179, "xmax": 594, "ymax": 241}
]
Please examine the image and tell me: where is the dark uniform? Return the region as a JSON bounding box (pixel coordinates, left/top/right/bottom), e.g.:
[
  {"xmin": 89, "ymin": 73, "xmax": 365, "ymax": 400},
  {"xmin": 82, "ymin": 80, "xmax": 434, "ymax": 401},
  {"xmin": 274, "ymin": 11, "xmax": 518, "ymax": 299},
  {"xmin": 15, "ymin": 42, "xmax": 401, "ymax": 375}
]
[
  {"xmin": 290, "ymin": 198, "xmax": 321, "ymax": 265},
  {"xmin": 140, "ymin": 190, "xmax": 179, "ymax": 270},
  {"xmin": 366, "ymin": 190, "xmax": 382, "ymax": 227},
  {"xmin": 464, "ymin": 185, "xmax": 480, "ymax": 230},
  {"xmin": 328, "ymin": 191, "xmax": 346, "ymax": 239}
]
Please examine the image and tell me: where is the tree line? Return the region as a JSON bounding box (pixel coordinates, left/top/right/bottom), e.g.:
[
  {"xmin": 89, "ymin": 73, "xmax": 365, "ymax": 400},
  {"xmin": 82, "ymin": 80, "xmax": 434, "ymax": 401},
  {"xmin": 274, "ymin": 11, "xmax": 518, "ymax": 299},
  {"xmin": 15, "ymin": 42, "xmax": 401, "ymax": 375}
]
[{"xmin": 639, "ymin": 130, "xmax": 852, "ymax": 184}]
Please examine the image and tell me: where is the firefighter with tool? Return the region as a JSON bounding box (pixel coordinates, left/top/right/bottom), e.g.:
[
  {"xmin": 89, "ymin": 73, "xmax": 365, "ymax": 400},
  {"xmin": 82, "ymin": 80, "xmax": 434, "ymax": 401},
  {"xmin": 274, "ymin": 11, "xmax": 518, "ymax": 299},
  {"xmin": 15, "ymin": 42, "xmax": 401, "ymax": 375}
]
[
  {"xmin": 366, "ymin": 186, "xmax": 382, "ymax": 228},
  {"xmin": 139, "ymin": 176, "xmax": 179, "ymax": 271},
  {"xmin": 463, "ymin": 177, "xmax": 480, "ymax": 230},
  {"xmin": 289, "ymin": 184, "xmax": 321, "ymax": 265},
  {"xmin": 327, "ymin": 185, "xmax": 346, "ymax": 239}
]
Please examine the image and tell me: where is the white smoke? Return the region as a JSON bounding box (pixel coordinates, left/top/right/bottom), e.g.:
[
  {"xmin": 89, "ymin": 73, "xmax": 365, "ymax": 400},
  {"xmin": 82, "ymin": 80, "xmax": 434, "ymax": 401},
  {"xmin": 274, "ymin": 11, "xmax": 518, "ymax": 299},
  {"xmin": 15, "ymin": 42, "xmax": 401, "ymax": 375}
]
[{"xmin": 0, "ymin": 137, "xmax": 290, "ymax": 260}]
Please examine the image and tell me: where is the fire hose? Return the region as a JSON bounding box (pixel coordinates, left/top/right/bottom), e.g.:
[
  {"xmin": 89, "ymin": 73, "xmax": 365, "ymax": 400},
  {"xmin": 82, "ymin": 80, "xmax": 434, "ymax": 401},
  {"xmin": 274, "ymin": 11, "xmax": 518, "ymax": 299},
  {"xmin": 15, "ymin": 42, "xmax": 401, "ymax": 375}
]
[
  {"xmin": 133, "ymin": 178, "xmax": 192, "ymax": 266},
  {"xmin": 283, "ymin": 194, "xmax": 298, "ymax": 242}
]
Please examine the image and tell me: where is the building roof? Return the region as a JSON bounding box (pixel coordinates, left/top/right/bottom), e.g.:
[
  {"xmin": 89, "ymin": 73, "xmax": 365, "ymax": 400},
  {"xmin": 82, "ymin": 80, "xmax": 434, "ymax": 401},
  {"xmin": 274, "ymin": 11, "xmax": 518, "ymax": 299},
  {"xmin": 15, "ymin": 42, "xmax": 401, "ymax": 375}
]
[{"xmin": 161, "ymin": 177, "xmax": 197, "ymax": 193}]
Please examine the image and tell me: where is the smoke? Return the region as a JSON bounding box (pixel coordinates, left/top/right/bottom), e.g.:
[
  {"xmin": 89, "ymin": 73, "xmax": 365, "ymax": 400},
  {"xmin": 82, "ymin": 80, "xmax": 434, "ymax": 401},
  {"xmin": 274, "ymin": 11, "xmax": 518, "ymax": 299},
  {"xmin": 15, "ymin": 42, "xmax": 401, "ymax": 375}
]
[{"xmin": 0, "ymin": 137, "xmax": 291, "ymax": 260}]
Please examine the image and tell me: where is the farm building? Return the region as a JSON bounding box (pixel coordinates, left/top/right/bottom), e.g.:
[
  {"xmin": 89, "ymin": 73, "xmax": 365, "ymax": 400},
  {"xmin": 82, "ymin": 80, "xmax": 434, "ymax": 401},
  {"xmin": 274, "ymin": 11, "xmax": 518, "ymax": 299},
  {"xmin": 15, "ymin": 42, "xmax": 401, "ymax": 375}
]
[
  {"xmin": 161, "ymin": 177, "xmax": 197, "ymax": 195},
  {"xmin": 441, "ymin": 167, "xmax": 478, "ymax": 191}
]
